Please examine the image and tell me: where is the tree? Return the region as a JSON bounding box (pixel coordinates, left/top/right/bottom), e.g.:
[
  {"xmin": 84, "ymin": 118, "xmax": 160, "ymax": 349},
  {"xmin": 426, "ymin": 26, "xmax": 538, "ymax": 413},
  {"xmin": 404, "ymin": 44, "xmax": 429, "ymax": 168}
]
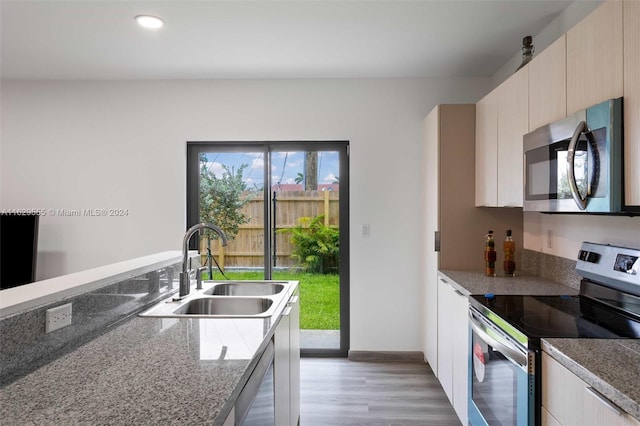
[
  {"xmin": 199, "ymin": 154, "xmax": 252, "ymax": 241},
  {"xmin": 304, "ymin": 152, "xmax": 318, "ymax": 190}
]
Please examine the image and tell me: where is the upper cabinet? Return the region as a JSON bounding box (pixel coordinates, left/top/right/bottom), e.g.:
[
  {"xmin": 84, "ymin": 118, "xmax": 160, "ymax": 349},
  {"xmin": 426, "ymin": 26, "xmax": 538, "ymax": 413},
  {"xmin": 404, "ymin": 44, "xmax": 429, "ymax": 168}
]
[
  {"xmin": 475, "ymin": 91, "xmax": 498, "ymax": 207},
  {"xmin": 497, "ymin": 67, "xmax": 528, "ymax": 207},
  {"xmin": 476, "ymin": 0, "xmax": 639, "ymax": 209},
  {"xmin": 624, "ymin": 0, "xmax": 640, "ymax": 206},
  {"xmin": 566, "ymin": 0, "xmax": 623, "ymax": 115},
  {"xmin": 475, "ymin": 67, "xmax": 528, "ymax": 207},
  {"xmin": 529, "ymin": 35, "xmax": 566, "ymax": 131}
]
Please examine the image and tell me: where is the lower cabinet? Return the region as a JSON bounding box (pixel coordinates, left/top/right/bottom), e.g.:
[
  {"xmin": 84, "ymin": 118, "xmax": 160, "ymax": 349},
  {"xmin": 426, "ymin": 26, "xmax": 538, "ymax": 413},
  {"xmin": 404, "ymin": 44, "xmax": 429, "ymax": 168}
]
[
  {"xmin": 274, "ymin": 290, "xmax": 301, "ymax": 426},
  {"xmin": 542, "ymin": 352, "xmax": 640, "ymax": 426},
  {"xmin": 436, "ymin": 273, "xmax": 469, "ymax": 425}
]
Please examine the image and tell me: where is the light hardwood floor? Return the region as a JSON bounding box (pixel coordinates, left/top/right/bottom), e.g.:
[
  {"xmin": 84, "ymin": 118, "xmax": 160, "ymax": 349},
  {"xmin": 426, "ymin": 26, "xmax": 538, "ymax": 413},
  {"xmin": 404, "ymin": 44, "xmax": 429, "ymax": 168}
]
[{"xmin": 300, "ymin": 358, "xmax": 460, "ymax": 426}]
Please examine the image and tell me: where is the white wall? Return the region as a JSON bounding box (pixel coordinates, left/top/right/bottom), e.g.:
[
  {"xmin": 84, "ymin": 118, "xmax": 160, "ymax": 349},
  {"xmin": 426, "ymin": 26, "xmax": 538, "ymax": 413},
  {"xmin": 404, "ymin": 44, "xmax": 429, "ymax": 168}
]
[{"xmin": 0, "ymin": 77, "xmax": 489, "ymax": 352}]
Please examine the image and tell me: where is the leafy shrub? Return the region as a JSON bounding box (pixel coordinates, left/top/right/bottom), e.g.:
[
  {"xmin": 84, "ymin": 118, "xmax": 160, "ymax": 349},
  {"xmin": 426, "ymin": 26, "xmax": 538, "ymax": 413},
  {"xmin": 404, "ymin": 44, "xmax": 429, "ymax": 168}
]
[{"xmin": 279, "ymin": 215, "xmax": 339, "ymax": 274}]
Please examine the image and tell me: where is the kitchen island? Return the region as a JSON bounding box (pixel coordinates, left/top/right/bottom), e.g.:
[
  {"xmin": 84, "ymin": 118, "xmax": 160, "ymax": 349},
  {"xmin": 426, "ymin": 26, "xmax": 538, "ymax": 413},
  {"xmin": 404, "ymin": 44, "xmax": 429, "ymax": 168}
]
[{"xmin": 0, "ymin": 254, "xmax": 298, "ymax": 425}]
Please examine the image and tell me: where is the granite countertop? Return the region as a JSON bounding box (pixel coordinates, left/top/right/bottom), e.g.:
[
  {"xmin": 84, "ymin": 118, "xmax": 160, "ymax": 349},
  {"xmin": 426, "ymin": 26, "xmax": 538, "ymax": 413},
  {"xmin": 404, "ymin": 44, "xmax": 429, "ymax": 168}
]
[
  {"xmin": 438, "ymin": 269, "xmax": 579, "ymax": 296},
  {"xmin": 542, "ymin": 339, "xmax": 640, "ymax": 421},
  {"xmin": 0, "ymin": 282, "xmax": 298, "ymax": 425}
]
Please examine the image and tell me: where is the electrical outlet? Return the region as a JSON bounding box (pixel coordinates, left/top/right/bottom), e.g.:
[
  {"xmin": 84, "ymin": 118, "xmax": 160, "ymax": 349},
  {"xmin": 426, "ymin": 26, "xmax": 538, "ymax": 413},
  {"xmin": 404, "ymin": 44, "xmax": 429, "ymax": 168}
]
[
  {"xmin": 46, "ymin": 303, "xmax": 72, "ymax": 333},
  {"xmin": 362, "ymin": 224, "xmax": 370, "ymax": 238}
]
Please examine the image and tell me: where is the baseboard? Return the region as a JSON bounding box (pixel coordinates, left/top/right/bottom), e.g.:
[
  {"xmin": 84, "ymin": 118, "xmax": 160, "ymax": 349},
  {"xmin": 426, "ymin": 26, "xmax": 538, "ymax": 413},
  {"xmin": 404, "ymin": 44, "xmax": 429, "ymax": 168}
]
[{"xmin": 347, "ymin": 350, "xmax": 425, "ymax": 362}]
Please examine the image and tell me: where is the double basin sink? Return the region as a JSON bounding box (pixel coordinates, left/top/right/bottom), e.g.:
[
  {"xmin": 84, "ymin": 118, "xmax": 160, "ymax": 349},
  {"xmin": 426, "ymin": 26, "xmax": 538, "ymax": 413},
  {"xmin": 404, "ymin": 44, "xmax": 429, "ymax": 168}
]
[{"xmin": 139, "ymin": 281, "xmax": 292, "ymax": 318}]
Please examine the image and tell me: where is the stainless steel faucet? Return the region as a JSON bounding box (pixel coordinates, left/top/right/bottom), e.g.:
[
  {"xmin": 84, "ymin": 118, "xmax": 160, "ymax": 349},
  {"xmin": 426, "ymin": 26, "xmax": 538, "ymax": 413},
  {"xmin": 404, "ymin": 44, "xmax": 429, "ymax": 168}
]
[{"xmin": 179, "ymin": 222, "xmax": 228, "ymax": 298}]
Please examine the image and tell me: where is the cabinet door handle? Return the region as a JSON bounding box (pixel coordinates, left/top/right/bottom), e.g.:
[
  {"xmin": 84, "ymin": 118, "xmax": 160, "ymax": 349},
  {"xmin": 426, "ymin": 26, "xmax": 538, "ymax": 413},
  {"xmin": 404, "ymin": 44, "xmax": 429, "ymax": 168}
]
[
  {"xmin": 454, "ymin": 289, "xmax": 465, "ymax": 297},
  {"xmin": 288, "ymin": 295, "xmax": 299, "ymax": 305},
  {"xmin": 282, "ymin": 307, "xmax": 293, "ymax": 317},
  {"xmin": 439, "ymin": 278, "xmax": 448, "ymax": 284},
  {"xmin": 585, "ymin": 386, "xmax": 623, "ymax": 416}
]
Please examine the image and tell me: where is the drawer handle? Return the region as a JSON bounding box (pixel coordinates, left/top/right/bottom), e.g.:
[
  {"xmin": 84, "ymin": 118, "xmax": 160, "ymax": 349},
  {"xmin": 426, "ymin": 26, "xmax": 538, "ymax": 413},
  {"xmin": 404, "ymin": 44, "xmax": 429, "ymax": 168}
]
[
  {"xmin": 288, "ymin": 295, "xmax": 299, "ymax": 305},
  {"xmin": 585, "ymin": 386, "xmax": 622, "ymax": 416},
  {"xmin": 282, "ymin": 306, "xmax": 293, "ymax": 317},
  {"xmin": 454, "ymin": 289, "xmax": 465, "ymax": 297},
  {"xmin": 439, "ymin": 278, "xmax": 448, "ymax": 284}
]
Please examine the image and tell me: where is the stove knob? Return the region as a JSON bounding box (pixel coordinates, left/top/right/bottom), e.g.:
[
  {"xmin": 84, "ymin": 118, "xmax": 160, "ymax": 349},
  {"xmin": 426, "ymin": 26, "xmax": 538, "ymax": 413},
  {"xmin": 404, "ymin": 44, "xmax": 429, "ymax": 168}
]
[
  {"xmin": 586, "ymin": 252, "xmax": 600, "ymax": 263},
  {"xmin": 578, "ymin": 250, "xmax": 600, "ymax": 263}
]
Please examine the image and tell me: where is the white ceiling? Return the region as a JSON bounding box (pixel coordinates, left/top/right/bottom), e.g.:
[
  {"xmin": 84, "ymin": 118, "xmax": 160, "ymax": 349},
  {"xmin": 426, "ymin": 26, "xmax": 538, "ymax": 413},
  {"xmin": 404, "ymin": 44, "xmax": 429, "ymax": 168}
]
[{"xmin": 1, "ymin": 0, "xmax": 573, "ymax": 80}]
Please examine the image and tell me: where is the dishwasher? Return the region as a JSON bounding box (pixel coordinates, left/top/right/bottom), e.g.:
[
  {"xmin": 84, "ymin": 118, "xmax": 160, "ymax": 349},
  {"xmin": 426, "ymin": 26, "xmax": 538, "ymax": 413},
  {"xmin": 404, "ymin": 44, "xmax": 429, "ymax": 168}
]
[{"xmin": 235, "ymin": 340, "xmax": 275, "ymax": 426}]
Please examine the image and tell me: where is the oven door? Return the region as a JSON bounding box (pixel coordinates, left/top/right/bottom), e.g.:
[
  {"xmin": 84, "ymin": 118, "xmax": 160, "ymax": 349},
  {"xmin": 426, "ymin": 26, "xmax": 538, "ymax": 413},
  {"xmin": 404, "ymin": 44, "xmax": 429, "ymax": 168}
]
[{"xmin": 468, "ymin": 307, "xmax": 535, "ymax": 426}]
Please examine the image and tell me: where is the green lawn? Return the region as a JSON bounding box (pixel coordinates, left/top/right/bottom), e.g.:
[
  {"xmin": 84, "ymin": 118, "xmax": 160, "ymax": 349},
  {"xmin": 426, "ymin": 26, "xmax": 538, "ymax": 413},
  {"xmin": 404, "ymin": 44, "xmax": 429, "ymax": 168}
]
[{"xmin": 205, "ymin": 270, "xmax": 339, "ymax": 330}]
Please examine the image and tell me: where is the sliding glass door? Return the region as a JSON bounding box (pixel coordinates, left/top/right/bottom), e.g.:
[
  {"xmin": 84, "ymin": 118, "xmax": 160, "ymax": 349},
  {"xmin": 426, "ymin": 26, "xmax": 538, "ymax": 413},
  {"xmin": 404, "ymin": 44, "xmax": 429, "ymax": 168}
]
[{"xmin": 186, "ymin": 141, "xmax": 349, "ymax": 356}]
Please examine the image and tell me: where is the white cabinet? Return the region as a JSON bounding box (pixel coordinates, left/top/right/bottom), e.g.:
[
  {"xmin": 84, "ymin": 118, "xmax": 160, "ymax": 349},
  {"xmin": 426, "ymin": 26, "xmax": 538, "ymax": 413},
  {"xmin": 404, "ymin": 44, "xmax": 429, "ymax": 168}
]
[
  {"xmin": 624, "ymin": 0, "xmax": 640, "ymax": 206},
  {"xmin": 475, "ymin": 66, "xmax": 528, "ymax": 207},
  {"xmin": 437, "ymin": 273, "xmax": 469, "ymax": 425},
  {"xmin": 274, "ymin": 290, "xmax": 300, "ymax": 426},
  {"xmin": 529, "ymin": 34, "xmax": 567, "ymax": 130},
  {"xmin": 542, "ymin": 352, "xmax": 640, "ymax": 426},
  {"xmin": 566, "ymin": 0, "xmax": 623, "ymax": 115}
]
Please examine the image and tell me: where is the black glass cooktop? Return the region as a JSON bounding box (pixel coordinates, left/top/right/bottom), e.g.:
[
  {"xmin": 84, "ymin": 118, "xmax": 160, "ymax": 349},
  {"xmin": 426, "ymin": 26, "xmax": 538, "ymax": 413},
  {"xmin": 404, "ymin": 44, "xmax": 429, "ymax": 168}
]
[{"xmin": 469, "ymin": 293, "xmax": 640, "ymax": 340}]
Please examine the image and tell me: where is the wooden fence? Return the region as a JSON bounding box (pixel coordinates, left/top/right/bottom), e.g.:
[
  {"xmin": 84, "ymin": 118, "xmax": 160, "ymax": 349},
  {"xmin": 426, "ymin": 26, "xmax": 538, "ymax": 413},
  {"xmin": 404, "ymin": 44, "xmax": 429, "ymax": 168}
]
[{"xmin": 200, "ymin": 190, "xmax": 339, "ymax": 268}]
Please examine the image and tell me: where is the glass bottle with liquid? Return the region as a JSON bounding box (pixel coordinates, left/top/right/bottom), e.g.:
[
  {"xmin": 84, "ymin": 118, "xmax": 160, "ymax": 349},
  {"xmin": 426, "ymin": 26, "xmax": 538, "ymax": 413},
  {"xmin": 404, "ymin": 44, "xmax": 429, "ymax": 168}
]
[
  {"xmin": 484, "ymin": 230, "xmax": 496, "ymax": 277},
  {"xmin": 503, "ymin": 229, "xmax": 516, "ymax": 276}
]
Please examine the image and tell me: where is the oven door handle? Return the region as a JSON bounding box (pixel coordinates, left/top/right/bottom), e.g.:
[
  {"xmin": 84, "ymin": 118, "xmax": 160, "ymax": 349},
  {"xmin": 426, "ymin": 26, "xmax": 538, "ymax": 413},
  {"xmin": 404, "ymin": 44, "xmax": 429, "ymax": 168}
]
[
  {"xmin": 469, "ymin": 309, "xmax": 528, "ymax": 370},
  {"xmin": 567, "ymin": 120, "xmax": 588, "ymax": 210}
]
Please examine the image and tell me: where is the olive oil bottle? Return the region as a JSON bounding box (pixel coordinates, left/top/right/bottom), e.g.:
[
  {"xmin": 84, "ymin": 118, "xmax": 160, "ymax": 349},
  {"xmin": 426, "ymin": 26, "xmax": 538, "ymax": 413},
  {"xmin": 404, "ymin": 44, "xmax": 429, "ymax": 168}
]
[
  {"xmin": 484, "ymin": 230, "xmax": 496, "ymax": 277},
  {"xmin": 503, "ymin": 229, "xmax": 516, "ymax": 276}
]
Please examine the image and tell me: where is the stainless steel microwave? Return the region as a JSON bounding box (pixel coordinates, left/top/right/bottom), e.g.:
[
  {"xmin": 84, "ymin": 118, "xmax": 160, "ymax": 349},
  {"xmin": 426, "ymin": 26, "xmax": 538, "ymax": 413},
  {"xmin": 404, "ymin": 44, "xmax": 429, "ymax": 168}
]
[{"xmin": 523, "ymin": 98, "xmax": 623, "ymax": 213}]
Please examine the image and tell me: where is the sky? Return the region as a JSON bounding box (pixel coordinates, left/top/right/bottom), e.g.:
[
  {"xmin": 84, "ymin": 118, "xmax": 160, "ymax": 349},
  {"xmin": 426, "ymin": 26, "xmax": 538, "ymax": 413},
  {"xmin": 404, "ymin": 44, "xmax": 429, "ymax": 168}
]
[{"xmin": 201, "ymin": 151, "xmax": 339, "ymax": 190}]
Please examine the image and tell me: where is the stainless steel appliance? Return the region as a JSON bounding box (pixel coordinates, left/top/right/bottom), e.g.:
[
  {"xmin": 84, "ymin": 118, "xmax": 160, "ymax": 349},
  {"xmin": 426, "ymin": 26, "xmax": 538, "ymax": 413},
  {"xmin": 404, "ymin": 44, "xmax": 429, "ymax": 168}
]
[
  {"xmin": 523, "ymin": 98, "xmax": 623, "ymax": 213},
  {"xmin": 235, "ymin": 340, "xmax": 275, "ymax": 426},
  {"xmin": 468, "ymin": 242, "xmax": 640, "ymax": 426}
]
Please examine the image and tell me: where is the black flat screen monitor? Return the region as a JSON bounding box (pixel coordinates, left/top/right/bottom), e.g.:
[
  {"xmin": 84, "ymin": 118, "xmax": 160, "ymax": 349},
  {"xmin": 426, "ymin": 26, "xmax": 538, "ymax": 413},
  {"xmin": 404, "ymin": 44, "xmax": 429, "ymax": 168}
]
[{"xmin": 0, "ymin": 214, "xmax": 39, "ymax": 289}]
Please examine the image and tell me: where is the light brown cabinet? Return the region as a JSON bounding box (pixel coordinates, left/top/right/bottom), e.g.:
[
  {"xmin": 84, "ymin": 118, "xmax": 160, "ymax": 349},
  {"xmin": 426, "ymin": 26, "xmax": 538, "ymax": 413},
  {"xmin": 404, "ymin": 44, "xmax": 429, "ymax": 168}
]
[
  {"xmin": 475, "ymin": 67, "xmax": 528, "ymax": 207},
  {"xmin": 624, "ymin": 0, "xmax": 640, "ymax": 206},
  {"xmin": 542, "ymin": 352, "xmax": 640, "ymax": 426},
  {"xmin": 497, "ymin": 66, "xmax": 528, "ymax": 207},
  {"xmin": 566, "ymin": 0, "xmax": 623, "ymax": 115},
  {"xmin": 475, "ymin": 90, "xmax": 498, "ymax": 206},
  {"xmin": 423, "ymin": 105, "xmax": 523, "ymax": 422},
  {"xmin": 529, "ymin": 35, "xmax": 566, "ymax": 131}
]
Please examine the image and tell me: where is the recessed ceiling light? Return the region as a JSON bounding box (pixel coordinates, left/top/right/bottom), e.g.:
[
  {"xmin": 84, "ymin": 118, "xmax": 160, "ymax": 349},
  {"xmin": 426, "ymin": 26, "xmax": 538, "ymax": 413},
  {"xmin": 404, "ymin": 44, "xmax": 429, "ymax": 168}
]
[{"xmin": 135, "ymin": 15, "xmax": 164, "ymax": 29}]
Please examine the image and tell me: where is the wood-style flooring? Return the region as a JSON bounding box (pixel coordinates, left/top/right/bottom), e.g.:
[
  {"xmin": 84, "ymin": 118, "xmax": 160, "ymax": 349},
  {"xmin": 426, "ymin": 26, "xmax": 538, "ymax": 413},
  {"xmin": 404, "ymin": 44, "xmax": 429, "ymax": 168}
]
[{"xmin": 300, "ymin": 358, "xmax": 460, "ymax": 426}]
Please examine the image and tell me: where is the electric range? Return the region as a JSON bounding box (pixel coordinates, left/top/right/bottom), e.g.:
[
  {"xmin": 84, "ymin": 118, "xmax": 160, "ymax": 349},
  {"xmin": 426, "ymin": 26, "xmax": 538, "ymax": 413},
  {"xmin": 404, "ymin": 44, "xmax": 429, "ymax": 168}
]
[{"xmin": 468, "ymin": 242, "xmax": 640, "ymax": 426}]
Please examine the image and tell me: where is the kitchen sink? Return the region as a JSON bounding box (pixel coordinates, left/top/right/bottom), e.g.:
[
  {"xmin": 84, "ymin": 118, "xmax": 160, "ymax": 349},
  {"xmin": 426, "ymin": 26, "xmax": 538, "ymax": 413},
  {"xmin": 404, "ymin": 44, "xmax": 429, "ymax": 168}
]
[
  {"xmin": 203, "ymin": 281, "xmax": 285, "ymax": 296},
  {"xmin": 138, "ymin": 280, "xmax": 294, "ymax": 318},
  {"xmin": 174, "ymin": 297, "xmax": 273, "ymax": 316}
]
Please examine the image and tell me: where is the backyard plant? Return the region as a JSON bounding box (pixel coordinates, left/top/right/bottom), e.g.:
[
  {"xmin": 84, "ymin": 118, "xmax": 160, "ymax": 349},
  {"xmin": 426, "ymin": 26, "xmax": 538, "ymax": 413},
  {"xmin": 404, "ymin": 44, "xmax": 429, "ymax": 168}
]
[
  {"xmin": 279, "ymin": 215, "xmax": 339, "ymax": 274},
  {"xmin": 198, "ymin": 154, "xmax": 253, "ymax": 240}
]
